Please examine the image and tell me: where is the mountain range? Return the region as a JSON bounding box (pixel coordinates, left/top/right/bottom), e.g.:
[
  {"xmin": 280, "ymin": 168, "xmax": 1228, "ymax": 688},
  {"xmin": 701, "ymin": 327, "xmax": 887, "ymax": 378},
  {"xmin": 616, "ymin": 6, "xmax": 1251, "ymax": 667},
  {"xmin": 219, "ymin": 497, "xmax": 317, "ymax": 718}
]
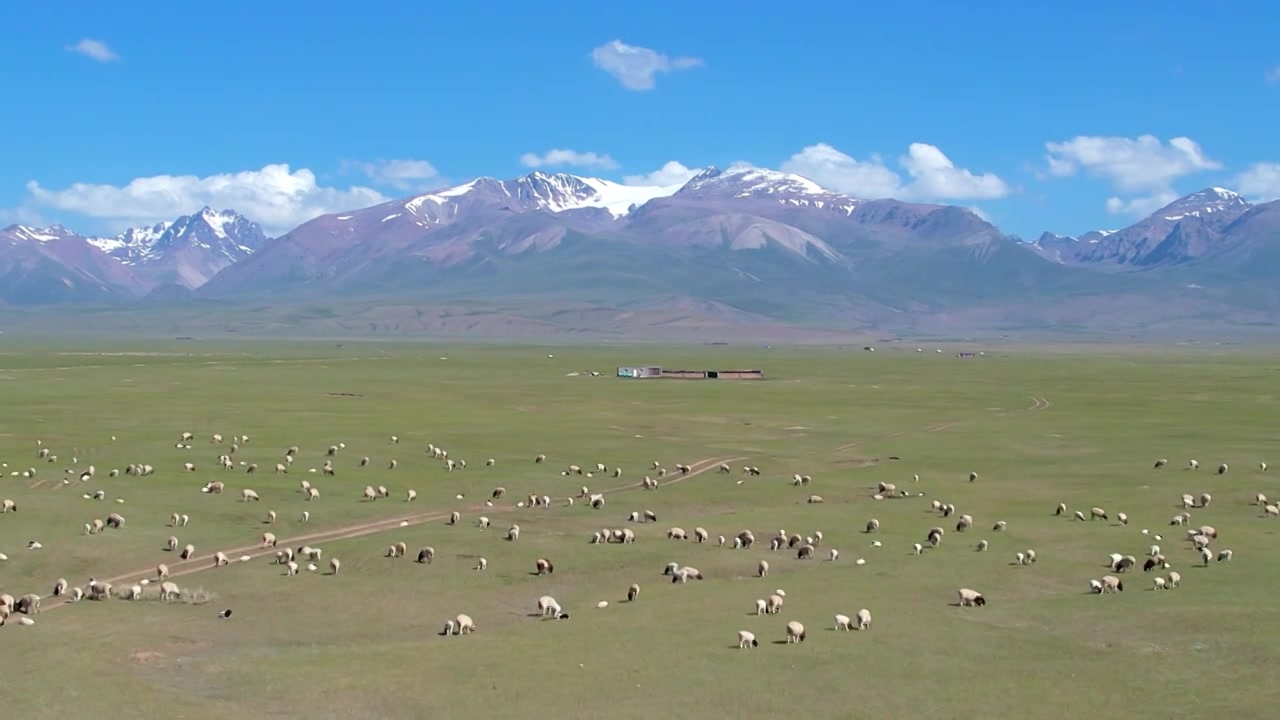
[{"xmin": 3, "ymin": 168, "xmax": 1278, "ymax": 337}]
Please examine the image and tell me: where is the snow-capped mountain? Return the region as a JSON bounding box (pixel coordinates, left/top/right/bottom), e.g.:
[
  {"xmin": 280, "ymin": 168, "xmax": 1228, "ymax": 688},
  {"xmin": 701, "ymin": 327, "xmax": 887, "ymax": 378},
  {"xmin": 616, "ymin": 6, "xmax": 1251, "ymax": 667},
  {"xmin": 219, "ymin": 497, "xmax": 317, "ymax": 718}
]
[
  {"xmin": 198, "ymin": 167, "xmax": 1008, "ymax": 299},
  {"xmin": 89, "ymin": 207, "xmax": 268, "ymax": 289},
  {"xmin": 1029, "ymin": 188, "xmax": 1256, "ymax": 270},
  {"xmin": 0, "ymin": 223, "xmax": 146, "ymax": 304}
]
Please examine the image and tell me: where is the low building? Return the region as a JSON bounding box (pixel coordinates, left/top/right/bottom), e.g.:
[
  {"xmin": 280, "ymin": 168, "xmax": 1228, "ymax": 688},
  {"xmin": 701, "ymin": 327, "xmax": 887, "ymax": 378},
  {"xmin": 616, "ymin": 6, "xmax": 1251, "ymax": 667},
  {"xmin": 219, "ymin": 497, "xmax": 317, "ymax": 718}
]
[{"xmin": 616, "ymin": 366, "xmax": 764, "ymax": 380}]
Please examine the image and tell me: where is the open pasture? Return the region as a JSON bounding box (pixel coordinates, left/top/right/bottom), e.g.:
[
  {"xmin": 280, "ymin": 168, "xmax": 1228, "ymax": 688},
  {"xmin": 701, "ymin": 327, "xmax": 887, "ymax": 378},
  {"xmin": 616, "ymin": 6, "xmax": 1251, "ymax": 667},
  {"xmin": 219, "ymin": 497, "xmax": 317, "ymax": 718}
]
[{"xmin": 1, "ymin": 341, "xmax": 1278, "ymax": 719}]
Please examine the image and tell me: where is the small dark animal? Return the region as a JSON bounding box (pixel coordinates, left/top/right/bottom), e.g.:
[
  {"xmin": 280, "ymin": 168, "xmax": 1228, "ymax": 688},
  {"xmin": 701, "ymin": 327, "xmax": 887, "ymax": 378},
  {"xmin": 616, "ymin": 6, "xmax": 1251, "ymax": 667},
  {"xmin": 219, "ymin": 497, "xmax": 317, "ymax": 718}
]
[{"xmin": 218, "ymin": 609, "xmax": 233, "ymax": 619}]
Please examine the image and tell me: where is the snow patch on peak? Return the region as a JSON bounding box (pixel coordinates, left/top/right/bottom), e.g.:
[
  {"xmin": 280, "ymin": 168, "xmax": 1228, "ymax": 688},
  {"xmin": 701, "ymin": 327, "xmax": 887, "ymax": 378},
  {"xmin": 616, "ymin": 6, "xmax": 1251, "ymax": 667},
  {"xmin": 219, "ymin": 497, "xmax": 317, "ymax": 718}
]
[{"xmin": 680, "ymin": 165, "xmax": 831, "ymax": 198}]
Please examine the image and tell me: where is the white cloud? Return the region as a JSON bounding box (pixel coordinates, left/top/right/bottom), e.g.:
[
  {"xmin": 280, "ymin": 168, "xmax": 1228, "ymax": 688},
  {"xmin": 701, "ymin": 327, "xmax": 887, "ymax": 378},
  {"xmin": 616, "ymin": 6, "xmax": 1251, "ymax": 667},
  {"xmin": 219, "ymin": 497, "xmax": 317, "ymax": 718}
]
[
  {"xmin": 623, "ymin": 161, "xmax": 701, "ymax": 187},
  {"xmin": 1104, "ymin": 192, "xmax": 1178, "ymax": 218},
  {"xmin": 1266, "ymin": 65, "xmax": 1280, "ymax": 84},
  {"xmin": 67, "ymin": 39, "xmax": 119, "ymax": 63},
  {"xmin": 343, "ymin": 158, "xmax": 442, "ymax": 191},
  {"xmin": 1235, "ymin": 162, "xmax": 1280, "ymax": 201},
  {"xmin": 779, "ymin": 142, "xmax": 1011, "ymax": 201},
  {"xmin": 0, "ymin": 207, "xmax": 48, "ymax": 228},
  {"xmin": 590, "ymin": 40, "xmax": 703, "ymax": 91},
  {"xmin": 25, "ymin": 164, "xmax": 388, "ymax": 236},
  {"xmin": 519, "ymin": 149, "xmax": 619, "ymax": 170},
  {"xmin": 1043, "ymin": 134, "xmax": 1220, "ymax": 192}
]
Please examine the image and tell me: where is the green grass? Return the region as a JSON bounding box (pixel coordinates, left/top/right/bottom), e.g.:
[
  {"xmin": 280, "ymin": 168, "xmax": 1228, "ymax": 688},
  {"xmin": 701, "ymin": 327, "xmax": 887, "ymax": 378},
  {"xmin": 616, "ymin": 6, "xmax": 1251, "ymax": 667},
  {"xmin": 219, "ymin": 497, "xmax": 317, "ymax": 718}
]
[{"xmin": 1, "ymin": 340, "xmax": 1279, "ymax": 720}]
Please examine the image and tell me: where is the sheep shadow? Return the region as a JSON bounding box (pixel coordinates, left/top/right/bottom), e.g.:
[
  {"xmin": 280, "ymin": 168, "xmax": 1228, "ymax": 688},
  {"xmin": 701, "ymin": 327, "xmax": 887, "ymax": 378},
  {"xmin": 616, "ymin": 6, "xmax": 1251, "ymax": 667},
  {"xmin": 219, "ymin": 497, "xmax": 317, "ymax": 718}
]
[{"xmin": 770, "ymin": 640, "xmax": 790, "ymax": 645}]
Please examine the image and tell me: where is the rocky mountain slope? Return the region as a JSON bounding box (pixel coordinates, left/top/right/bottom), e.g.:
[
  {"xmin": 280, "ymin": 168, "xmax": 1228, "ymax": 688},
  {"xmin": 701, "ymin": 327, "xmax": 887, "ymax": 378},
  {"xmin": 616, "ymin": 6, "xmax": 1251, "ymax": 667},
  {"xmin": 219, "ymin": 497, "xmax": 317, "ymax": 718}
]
[
  {"xmin": 0, "ymin": 208, "xmax": 267, "ymax": 303},
  {"xmin": 1028, "ymin": 188, "xmax": 1262, "ymax": 270}
]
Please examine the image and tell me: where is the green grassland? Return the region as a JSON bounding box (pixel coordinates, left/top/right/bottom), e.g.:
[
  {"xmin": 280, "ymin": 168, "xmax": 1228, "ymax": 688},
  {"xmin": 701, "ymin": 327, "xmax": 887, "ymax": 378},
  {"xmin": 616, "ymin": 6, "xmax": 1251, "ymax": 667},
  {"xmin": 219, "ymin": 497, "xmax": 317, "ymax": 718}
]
[{"xmin": 1, "ymin": 340, "xmax": 1278, "ymax": 720}]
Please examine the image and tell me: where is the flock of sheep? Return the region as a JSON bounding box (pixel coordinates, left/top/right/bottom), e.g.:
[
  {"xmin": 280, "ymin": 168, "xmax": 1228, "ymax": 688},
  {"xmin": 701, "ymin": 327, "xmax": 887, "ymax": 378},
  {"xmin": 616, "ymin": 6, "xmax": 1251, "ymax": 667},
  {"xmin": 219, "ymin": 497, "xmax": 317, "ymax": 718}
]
[{"xmin": 0, "ymin": 430, "xmax": 1271, "ymax": 655}]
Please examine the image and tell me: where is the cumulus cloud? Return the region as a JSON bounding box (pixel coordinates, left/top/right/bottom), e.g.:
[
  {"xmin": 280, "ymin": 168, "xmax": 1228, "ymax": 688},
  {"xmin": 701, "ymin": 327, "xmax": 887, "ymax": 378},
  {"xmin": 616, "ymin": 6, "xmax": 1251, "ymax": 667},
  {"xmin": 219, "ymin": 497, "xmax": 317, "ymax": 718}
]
[
  {"xmin": 622, "ymin": 161, "xmax": 701, "ymax": 187},
  {"xmin": 590, "ymin": 40, "xmax": 703, "ymax": 91},
  {"xmin": 25, "ymin": 164, "xmax": 388, "ymax": 236},
  {"xmin": 779, "ymin": 142, "xmax": 1011, "ymax": 201},
  {"xmin": 519, "ymin": 149, "xmax": 619, "ymax": 170},
  {"xmin": 1104, "ymin": 192, "xmax": 1179, "ymax": 218},
  {"xmin": 343, "ymin": 158, "xmax": 442, "ymax": 191},
  {"xmin": 1044, "ymin": 134, "xmax": 1220, "ymax": 192},
  {"xmin": 67, "ymin": 39, "xmax": 119, "ymax": 63},
  {"xmin": 1266, "ymin": 65, "xmax": 1280, "ymax": 84},
  {"xmin": 1235, "ymin": 162, "xmax": 1280, "ymax": 202}
]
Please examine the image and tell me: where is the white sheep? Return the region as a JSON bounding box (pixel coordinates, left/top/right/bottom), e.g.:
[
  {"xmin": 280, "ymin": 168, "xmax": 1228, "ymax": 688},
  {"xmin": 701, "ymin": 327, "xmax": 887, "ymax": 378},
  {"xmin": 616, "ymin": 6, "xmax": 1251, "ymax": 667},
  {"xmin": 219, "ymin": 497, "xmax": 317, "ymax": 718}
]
[
  {"xmin": 538, "ymin": 595, "xmax": 561, "ymax": 617},
  {"xmin": 755, "ymin": 598, "xmax": 768, "ymax": 615},
  {"xmin": 856, "ymin": 608, "xmax": 871, "ymax": 630},
  {"xmin": 454, "ymin": 614, "xmax": 476, "ymax": 634},
  {"xmin": 474, "ymin": 557, "xmax": 487, "ymax": 570},
  {"xmin": 738, "ymin": 630, "xmax": 759, "ymax": 648},
  {"xmin": 958, "ymin": 588, "xmax": 987, "ymax": 606},
  {"xmin": 507, "ymin": 524, "xmax": 520, "ymax": 541},
  {"xmin": 785, "ymin": 620, "xmax": 806, "ymax": 643},
  {"xmin": 834, "ymin": 613, "xmax": 853, "ymax": 631},
  {"xmin": 828, "ymin": 548, "xmax": 839, "ymax": 561},
  {"xmin": 1153, "ymin": 577, "xmax": 1167, "ymax": 590},
  {"xmin": 1167, "ymin": 570, "xmax": 1181, "ymax": 588}
]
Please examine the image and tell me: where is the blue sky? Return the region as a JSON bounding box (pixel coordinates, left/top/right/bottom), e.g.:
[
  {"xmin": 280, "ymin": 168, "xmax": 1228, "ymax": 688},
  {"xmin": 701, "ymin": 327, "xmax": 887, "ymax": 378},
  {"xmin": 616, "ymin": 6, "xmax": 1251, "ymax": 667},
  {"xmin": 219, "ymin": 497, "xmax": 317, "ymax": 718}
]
[{"xmin": 2, "ymin": 0, "xmax": 1279, "ymax": 238}]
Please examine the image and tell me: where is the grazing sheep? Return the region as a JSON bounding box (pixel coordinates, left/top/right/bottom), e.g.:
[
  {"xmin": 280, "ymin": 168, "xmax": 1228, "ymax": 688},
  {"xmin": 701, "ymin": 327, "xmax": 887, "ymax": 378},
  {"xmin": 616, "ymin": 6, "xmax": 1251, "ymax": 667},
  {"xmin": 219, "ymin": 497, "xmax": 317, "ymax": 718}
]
[
  {"xmin": 329, "ymin": 558, "xmax": 341, "ymax": 574},
  {"xmin": 968, "ymin": 471, "xmax": 979, "ymax": 482},
  {"xmin": 627, "ymin": 583, "xmax": 639, "ymax": 602},
  {"xmin": 955, "ymin": 514, "xmax": 974, "ymax": 532},
  {"xmin": 927, "ymin": 527, "xmax": 944, "ymax": 547},
  {"xmin": 796, "ymin": 544, "xmax": 815, "ymax": 560},
  {"xmin": 694, "ymin": 527, "xmax": 709, "ymax": 543},
  {"xmin": 1189, "ymin": 459, "xmax": 1199, "ymax": 469},
  {"xmin": 785, "ymin": 620, "xmax": 806, "ymax": 643},
  {"xmin": 506, "ymin": 525, "xmax": 521, "ymax": 541},
  {"xmin": 1088, "ymin": 579, "xmax": 1104, "ymax": 593},
  {"xmin": 414, "ymin": 546, "xmax": 436, "ymax": 564},
  {"xmin": 1218, "ymin": 463, "xmax": 1228, "ymax": 475},
  {"xmin": 766, "ymin": 594, "xmax": 784, "ymax": 614},
  {"xmin": 856, "ymin": 608, "xmax": 872, "ymax": 630},
  {"xmin": 180, "ymin": 544, "xmax": 195, "ymax": 560},
  {"xmin": 1054, "ymin": 502, "xmax": 1067, "ymax": 516},
  {"xmin": 1262, "ymin": 462, "xmax": 1268, "ymax": 472},
  {"xmin": 535, "ymin": 454, "xmax": 546, "ymax": 464},
  {"xmin": 1168, "ymin": 570, "xmax": 1181, "ymax": 588},
  {"xmin": 454, "ymin": 614, "xmax": 477, "ymax": 634},
  {"xmin": 976, "ymin": 539, "xmax": 989, "ymax": 552},
  {"xmin": 156, "ymin": 563, "xmax": 169, "ymax": 580},
  {"xmin": 106, "ymin": 512, "xmax": 125, "ymax": 529},
  {"xmin": 1153, "ymin": 577, "xmax": 1167, "ymax": 590},
  {"xmin": 16, "ymin": 594, "xmax": 41, "ymax": 614},
  {"xmin": 757, "ymin": 559, "xmax": 770, "ymax": 577},
  {"xmin": 1101, "ymin": 575, "xmax": 1124, "ymax": 593},
  {"xmin": 166, "ymin": 536, "xmax": 179, "ymax": 552},
  {"xmin": 214, "ymin": 552, "xmax": 229, "ymax": 567},
  {"xmin": 958, "ymin": 588, "xmax": 987, "ymax": 606},
  {"xmin": 834, "ymin": 613, "xmax": 853, "ymax": 631},
  {"xmin": 667, "ymin": 527, "xmax": 687, "ymax": 540},
  {"xmin": 241, "ymin": 488, "xmax": 260, "ymax": 502},
  {"xmin": 1116, "ymin": 512, "xmax": 1128, "ymax": 525},
  {"xmin": 807, "ymin": 495, "xmax": 823, "ymax": 504},
  {"xmin": 1199, "ymin": 493, "xmax": 1212, "ymax": 509},
  {"xmin": 828, "ymin": 548, "xmax": 839, "ymax": 561},
  {"xmin": 535, "ymin": 558, "xmax": 554, "ymax": 575},
  {"xmin": 992, "ymin": 520, "xmax": 1007, "ymax": 531},
  {"xmin": 1112, "ymin": 555, "xmax": 1136, "ymax": 573},
  {"xmin": 865, "ymin": 518, "xmax": 880, "ymax": 533},
  {"xmin": 1154, "ymin": 458, "xmax": 1167, "ymax": 469},
  {"xmin": 1073, "ymin": 511, "xmax": 1087, "ymax": 522},
  {"xmin": 261, "ymin": 532, "xmax": 278, "ymax": 548},
  {"xmin": 738, "ymin": 630, "xmax": 759, "ymax": 648},
  {"xmin": 1023, "ymin": 549, "xmax": 1037, "ymax": 564},
  {"xmin": 1090, "ymin": 506, "xmax": 1108, "ymax": 521},
  {"xmin": 159, "ymin": 581, "xmax": 181, "ymax": 601},
  {"xmin": 1217, "ymin": 549, "xmax": 1233, "ymax": 562},
  {"xmin": 755, "ymin": 598, "xmax": 768, "ymax": 615},
  {"xmin": 913, "ymin": 543, "xmax": 924, "ymax": 555},
  {"xmin": 448, "ymin": 511, "xmax": 460, "ymax": 525},
  {"xmin": 52, "ymin": 578, "xmax": 68, "ymax": 597}
]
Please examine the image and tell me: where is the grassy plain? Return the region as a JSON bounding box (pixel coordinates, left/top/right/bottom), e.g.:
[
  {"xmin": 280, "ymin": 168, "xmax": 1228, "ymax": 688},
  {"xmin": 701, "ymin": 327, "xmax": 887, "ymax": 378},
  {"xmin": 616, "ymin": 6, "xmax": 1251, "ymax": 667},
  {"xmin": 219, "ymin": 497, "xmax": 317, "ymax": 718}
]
[{"xmin": 0, "ymin": 340, "xmax": 1278, "ymax": 720}]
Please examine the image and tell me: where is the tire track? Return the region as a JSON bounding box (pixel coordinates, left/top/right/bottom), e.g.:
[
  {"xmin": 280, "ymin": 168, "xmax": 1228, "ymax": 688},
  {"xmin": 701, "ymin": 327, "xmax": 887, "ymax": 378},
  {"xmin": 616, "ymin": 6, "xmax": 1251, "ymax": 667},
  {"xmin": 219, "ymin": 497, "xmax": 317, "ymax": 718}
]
[{"xmin": 40, "ymin": 456, "xmax": 742, "ymax": 612}]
